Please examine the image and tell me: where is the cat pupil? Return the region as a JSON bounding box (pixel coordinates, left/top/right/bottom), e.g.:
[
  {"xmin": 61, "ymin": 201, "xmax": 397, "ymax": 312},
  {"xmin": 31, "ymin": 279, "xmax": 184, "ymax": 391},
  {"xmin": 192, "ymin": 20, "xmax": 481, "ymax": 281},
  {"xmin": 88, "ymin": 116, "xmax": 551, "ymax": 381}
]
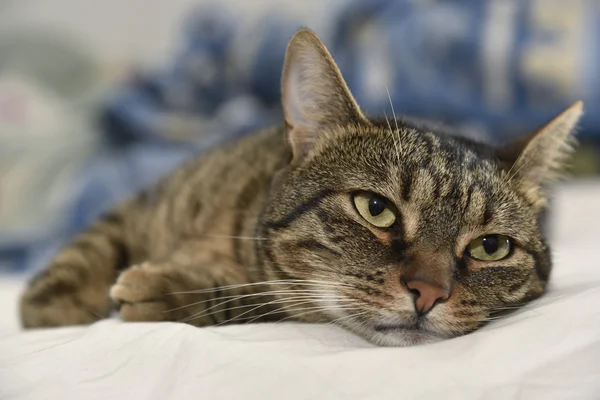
[
  {"xmin": 482, "ymin": 235, "xmax": 499, "ymax": 254},
  {"xmin": 368, "ymin": 196, "xmax": 386, "ymax": 216}
]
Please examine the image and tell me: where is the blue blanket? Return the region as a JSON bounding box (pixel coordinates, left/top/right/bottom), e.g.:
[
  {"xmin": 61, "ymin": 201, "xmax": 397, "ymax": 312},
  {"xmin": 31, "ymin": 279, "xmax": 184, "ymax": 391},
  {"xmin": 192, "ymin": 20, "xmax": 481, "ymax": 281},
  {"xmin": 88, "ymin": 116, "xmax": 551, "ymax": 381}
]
[{"xmin": 3, "ymin": 0, "xmax": 599, "ymax": 273}]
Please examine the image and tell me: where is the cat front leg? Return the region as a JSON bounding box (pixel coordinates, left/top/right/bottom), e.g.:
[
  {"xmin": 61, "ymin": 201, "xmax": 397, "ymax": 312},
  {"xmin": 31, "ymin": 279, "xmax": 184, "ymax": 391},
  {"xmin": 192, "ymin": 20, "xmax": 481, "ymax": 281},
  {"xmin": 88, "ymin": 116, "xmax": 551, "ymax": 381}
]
[
  {"xmin": 109, "ymin": 248, "xmax": 273, "ymax": 326},
  {"xmin": 20, "ymin": 208, "xmax": 135, "ymax": 328}
]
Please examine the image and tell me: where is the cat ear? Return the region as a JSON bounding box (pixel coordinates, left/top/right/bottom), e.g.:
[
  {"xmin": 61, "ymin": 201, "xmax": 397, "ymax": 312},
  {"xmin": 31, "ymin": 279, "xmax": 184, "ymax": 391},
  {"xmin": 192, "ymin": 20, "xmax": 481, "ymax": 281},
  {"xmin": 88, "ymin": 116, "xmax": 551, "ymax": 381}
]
[
  {"xmin": 498, "ymin": 101, "xmax": 583, "ymax": 192},
  {"xmin": 281, "ymin": 28, "xmax": 367, "ymax": 161}
]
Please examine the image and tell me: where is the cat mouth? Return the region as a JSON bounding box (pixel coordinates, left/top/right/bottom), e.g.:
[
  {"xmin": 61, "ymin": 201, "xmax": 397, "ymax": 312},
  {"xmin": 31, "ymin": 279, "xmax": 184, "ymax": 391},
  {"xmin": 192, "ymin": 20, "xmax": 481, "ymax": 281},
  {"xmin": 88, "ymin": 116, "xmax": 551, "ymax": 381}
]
[
  {"xmin": 371, "ymin": 323, "xmax": 441, "ymax": 344},
  {"xmin": 373, "ymin": 323, "xmax": 422, "ymax": 332}
]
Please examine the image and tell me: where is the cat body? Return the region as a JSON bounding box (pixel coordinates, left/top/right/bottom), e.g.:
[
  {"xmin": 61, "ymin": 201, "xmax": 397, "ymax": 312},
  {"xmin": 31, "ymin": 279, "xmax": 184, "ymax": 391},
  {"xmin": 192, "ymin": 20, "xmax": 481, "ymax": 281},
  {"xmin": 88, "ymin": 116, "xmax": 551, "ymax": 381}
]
[{"xmin": 21, "ymin": 29, "xmax": 583, "ymax": 346}]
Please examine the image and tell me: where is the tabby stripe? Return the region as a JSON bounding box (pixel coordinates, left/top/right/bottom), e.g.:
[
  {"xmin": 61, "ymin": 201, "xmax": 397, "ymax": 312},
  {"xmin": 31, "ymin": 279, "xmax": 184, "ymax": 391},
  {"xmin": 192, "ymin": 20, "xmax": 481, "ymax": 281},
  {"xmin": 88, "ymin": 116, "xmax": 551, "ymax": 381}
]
[
  {"xmin": 259, "ymin": 216, "xmax": 321, "ymax": 284},
  {"xmin": 315, "ymin": 210, "xmax": 350, "ymax": 235},
  {"xmin": 233, "ymin": 176, "xmax": 264, "ymax": 263},
  {"xmin": 432, "ymin": 176, "xmax": 441, "ymax": 200},
  {"xmin": 453, "ymin": 258, "xmax": 468, "ymax": 281},
  {"xmin": 135, "ymin": 188, "xmax": 154, "ymax": 207},
  {"xmin": 533, "ymin": 246, "xmax": 552, "ymax": 281},
  {"xmin": 482, "ymin": 196, "xmax": 494, "ymax": 226},
  {"xmin": 441, "ymin": 179, "xmax": 460, "ymax": 204},
  {"xmin": 265, "ymin": 190, "xmax": 334, "ymax": 230},
  {"xmin": 462, "ymin": 183, "xmax": 476, "ymax": 217},
  {"xmin": 28, "ymin": 269, "xmax": 51, "ymax": 287},
  {"xmin": 508, "ymin": 273, "xmax": 533, "ymax": 293},
  {"xmin": 89, "ymin": 229, "xmax": 129, "ymax": 270},
  {"xmin": 390, "ymin": 236, "xmax": 408, "ymax": 259},
  {"xmin": 272, "ymin": 261, "xmax": 298, "ymax": 282},
  {"xmin": 72, "ymin": 239, "xmax": 108, "ymax": 266},
  {"xmin": 168, "ymin": 201, "xmax": 179, "ymax": 232},
  {"xmin": 27, "ymin": 265, "xmax": 82, "ymax": 305},
  {"xmin": 454, "ymin": 311, "xmax": 478, "ymax": 317},
  {"xmin": 206, "ymin": 285, "xmax": 220, "ymax": 325},
  {"xmin": 401, "ymin": 171, "xmax": 413, "ymax": 201},
  {"xmin": 420, "ymin": 134, "xmax": 435, "ymax": 160},
  {"xmin": 99, "ymin": 210, "xmax": 123, "ymax": 225},
  {"xmin": 108, "ymin": 236, "xmax": 129, "ymax": 271},
  {"xmin": 295, "ymin": 240, "xmax": 342, "ymax": 258},
  {"xmin": 88, "ymin": 214, "xmax": 130, "ymax": 270},
  {"xmin": 262, "ymin": 238, "xmax": 297, "ymax": 282}
]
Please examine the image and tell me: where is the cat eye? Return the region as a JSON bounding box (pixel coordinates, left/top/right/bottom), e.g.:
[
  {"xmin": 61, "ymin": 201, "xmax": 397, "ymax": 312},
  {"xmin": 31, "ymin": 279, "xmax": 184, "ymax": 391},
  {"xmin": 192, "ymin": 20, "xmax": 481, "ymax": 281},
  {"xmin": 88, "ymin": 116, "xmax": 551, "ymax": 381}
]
[
  {"xmin": 467, "ymin": 235, "xmax": 512, "ymax": 261},
  {"xmin": 353, "ymin": 192, "xmax": 396, "ymax": 228}
]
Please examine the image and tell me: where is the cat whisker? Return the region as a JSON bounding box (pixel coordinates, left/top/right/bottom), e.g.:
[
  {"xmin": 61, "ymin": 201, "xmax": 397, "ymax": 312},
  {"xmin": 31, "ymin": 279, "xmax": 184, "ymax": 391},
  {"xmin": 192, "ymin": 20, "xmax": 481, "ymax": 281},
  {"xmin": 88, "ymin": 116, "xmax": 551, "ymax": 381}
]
[
  {"xmin": 384, "ymin": 110, "xmax": 402, "ymax": 170},
  {"xmin": 219, "ymin": 297, "xmax": 360, "ymax": 326},
  {"xmin": 489, "ymin": 301, "xmax": 544, "ymax": 314},
  {"xmin": 506, "ymin": 156, "xmax": 531, "ymax": 183},
  {"xmin": 216, "ymin": 303, "xmax": 362, "ymax": 326},
  {"xmin": 178, "ymin": 289, "xmax": 350, "ymax": 322},
  {"xmin": 182, "ymin": 295, "xmax": 357, "ymax": 325},
  {"xmin": 385, "ymin": 85, "xmax": 402, "ymax": 156},
  {"xmin": 169, "ymin": 289, "xmax": 342, "ymax": 314},
  {"xmin": 199, "ymin": 234, "xmax": 268, "ymax": 241},
  {"xmin": 275, "ymin": 306, "xmax": 364, "ymax": 324},
  {"xmin": 255, "ymin": 292, "xmax": 360, "ymax": 323},
  {"xmin": 169, "ymin": 279, "xmax": 355, "ymax": 295},
  {"xmin": 326, "ymin": 310, "xmax": 370, "ymax": 329}
]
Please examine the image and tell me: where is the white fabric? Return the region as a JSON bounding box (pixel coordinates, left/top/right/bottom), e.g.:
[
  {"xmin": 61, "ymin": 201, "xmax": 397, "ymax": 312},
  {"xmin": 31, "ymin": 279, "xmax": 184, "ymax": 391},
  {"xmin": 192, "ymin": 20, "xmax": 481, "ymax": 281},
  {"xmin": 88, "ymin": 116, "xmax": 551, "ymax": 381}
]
[{"xmin": 2, "ymin": 183, "xmax": 600, "ymax": 400}]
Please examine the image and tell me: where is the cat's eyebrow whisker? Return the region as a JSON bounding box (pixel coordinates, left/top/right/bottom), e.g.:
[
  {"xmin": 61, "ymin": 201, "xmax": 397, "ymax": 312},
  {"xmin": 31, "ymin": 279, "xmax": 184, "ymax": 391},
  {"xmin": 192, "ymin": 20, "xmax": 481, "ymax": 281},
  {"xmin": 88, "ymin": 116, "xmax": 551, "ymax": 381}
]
[
  {"xmin": 505, "ymin": 146, "xmax": 546, "ymax": 183},
  {"xmin": 385, "ymin": 85, "xmax": 402, "ymax": 156},
  {"xmin": 505, "ymin": 155, "xmax": 530, "ymax": 183},
  {"xmin": 384, "ymin": 110, "xmax": 402, "ymax": 170}
]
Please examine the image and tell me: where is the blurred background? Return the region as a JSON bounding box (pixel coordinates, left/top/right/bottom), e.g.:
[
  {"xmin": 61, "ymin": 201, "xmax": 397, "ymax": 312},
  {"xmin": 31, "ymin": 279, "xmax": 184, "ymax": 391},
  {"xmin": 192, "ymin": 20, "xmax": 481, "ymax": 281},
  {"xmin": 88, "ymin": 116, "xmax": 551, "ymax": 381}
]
[{"xmin": 1, "ymin": 0, "xmax": 599, "ymax": 277}]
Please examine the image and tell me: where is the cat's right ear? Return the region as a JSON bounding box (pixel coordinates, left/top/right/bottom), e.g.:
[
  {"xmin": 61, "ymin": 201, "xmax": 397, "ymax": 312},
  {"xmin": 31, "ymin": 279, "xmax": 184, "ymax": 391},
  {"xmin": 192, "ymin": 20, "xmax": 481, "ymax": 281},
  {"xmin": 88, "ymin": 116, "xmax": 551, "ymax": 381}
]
[{"xmin": 281, "ymin": 28, "xmax": 368, "ymax": 162}]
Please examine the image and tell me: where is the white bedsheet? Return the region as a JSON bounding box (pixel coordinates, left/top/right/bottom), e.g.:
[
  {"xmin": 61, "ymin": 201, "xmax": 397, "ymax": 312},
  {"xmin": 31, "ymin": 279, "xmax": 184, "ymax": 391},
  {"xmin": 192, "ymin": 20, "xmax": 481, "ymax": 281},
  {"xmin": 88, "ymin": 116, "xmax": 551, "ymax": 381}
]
[{"xmin": 2, "ymin": 183, "xmax": 600, "ymax": 400}]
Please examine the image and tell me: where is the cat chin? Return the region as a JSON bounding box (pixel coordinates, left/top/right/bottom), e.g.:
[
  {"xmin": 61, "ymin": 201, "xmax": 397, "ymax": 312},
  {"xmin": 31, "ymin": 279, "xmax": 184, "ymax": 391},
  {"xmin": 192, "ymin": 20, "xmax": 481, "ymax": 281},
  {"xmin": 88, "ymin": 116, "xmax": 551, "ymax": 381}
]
[
  {"xmin": 349, "ymin": 325, "xmax": 445, "ymax": 347},
  {"xmin": 371, "ymin": 330, "xmax": 443, "ymax": 347}
]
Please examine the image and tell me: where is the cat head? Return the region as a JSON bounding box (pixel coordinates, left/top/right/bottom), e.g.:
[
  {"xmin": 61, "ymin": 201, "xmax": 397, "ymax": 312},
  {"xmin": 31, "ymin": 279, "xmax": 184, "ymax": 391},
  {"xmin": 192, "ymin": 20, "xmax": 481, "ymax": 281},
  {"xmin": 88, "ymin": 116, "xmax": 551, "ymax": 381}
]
[{"xmin": 259, "ymin": 28, "xmax": 583, "ymax": 346}]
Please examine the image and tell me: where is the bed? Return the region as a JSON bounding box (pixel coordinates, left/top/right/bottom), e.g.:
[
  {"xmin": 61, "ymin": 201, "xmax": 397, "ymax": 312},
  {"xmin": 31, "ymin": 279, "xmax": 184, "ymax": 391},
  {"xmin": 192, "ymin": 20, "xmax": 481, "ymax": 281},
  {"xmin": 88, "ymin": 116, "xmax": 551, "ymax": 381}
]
[{"xmin": 2, "ymin": 183, "xmax": 600, "ymax": 400}]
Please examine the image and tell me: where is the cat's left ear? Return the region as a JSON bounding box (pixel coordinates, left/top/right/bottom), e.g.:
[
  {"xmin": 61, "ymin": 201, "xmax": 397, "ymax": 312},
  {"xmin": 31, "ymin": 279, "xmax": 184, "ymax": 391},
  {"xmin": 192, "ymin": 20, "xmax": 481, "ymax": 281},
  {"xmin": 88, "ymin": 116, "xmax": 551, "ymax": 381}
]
[
  {"xmin": 281, "ymin": 28, "xmax": 368, "ymax": 162},
  {"xmin": 498, "ymin": 101, "xmax": 583, "ymax": 198}
]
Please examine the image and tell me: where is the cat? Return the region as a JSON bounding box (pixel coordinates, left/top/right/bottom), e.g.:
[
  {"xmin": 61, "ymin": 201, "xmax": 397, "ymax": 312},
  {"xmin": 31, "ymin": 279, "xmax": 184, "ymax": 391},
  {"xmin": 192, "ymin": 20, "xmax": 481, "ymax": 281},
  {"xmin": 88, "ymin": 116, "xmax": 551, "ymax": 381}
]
[{"xmin": 20, "ymin": 28, "xmax": 583, "ymax": 347}]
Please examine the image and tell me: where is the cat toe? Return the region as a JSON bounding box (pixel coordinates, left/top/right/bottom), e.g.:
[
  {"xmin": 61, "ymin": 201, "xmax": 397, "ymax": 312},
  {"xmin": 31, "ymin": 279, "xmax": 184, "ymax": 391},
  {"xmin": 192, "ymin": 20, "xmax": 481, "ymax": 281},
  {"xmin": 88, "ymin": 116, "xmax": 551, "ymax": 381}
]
[{"xmin": 110, "ymin": 263, "xmax": 172, "ymax": 321}]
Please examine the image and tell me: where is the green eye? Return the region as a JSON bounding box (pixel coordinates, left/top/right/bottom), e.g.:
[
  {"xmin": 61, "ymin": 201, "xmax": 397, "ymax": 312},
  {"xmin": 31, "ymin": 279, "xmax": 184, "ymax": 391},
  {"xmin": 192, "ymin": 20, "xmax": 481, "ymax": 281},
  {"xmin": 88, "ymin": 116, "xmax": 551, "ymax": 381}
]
[
  {"xmin": 467, "ymin": 235, "xmax": 512, "ymax": 261},
  {"xmin": 353, "ymin": 192, "xmax": 396, "ymax": 228}
]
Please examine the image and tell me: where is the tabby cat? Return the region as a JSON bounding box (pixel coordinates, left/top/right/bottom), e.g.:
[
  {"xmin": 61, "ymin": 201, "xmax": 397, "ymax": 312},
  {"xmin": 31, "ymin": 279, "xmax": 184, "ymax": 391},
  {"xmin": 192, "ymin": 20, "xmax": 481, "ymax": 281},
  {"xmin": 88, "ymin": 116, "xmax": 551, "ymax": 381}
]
[{"xmin": 20, "ymin": 29, "xmax": 583, "ymax": 346}]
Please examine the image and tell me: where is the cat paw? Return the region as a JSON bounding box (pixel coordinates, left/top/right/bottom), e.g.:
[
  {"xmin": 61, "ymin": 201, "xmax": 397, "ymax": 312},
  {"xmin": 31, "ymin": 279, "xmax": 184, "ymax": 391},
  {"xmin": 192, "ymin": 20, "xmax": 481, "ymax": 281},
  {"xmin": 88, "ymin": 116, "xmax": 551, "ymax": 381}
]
[{"xmin": 110, "ymin": 263, "xmax": 173, "ymax": 322}]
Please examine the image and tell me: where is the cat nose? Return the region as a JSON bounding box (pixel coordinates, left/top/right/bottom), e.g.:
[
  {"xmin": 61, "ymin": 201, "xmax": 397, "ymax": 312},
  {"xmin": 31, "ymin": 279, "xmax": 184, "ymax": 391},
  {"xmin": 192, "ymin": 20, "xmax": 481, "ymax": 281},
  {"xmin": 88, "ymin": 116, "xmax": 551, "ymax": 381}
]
[{"xmin": 403, "ymin": 279, "xmax": 450, "ymax": 314}]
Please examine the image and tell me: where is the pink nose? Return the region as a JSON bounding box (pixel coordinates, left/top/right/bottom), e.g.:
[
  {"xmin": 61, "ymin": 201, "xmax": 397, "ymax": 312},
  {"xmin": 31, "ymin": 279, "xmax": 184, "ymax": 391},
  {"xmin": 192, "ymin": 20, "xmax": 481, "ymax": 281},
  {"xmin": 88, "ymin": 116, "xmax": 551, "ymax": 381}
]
[{"xmin": 404, "ymin": 280, "xmax": 450, "ymax": 314}]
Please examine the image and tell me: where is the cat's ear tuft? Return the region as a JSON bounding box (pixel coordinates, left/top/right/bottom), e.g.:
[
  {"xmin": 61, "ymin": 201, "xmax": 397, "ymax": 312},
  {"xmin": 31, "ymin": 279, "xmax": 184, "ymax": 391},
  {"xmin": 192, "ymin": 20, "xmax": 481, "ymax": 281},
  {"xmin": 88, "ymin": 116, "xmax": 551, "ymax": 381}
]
[
  {"xmin": 281, "ymin": 28, "xmax": 367, "ymax": 162},
  {"xmin": 498, "ymin": 101, "xmax": 583, "ymax": 191}
]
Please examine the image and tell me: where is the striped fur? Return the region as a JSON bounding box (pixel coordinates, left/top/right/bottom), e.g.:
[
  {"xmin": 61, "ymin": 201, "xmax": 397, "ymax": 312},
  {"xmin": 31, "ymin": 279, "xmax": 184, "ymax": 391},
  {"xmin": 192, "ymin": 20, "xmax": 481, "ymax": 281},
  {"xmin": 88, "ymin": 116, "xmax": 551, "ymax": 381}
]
[{"xmin": 20, "ymin": 29, "xmax": 582, "ymax": 347}]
